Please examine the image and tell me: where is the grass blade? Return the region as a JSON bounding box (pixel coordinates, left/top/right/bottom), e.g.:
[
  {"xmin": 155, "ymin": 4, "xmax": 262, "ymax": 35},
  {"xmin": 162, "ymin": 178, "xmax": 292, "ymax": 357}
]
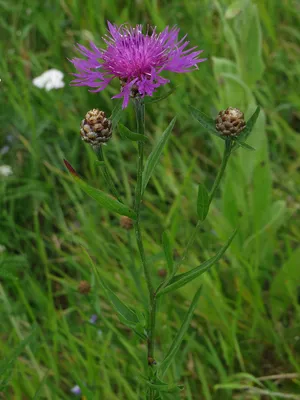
[
  {"xmin": 162, "ymin": 231, "xmax": 174, "ymax": 273},
  {"xmin": 158, "ymin": 287, "xmax": 202, "ymax": 378}
]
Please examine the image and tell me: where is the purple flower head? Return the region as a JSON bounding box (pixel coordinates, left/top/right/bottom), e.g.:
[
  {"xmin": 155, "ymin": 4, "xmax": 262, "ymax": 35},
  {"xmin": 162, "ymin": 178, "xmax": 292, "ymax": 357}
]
[{"xmin": 70, "ymin": 22, "xmax": 206, "ymax": 108}]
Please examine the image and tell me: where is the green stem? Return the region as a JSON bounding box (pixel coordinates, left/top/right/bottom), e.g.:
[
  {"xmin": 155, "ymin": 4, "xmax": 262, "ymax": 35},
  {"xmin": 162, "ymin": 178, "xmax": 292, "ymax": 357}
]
[
  {"xmin": 157, "ymin": 139, "xmax": 232, "ymax": 295},
  {"xmin": 95, "ymin": 145, "xmax": 122, "ymax": 202},
  {"xmin": 133, "ymin": 99, "xmax": 156, "ymax": 400},
  {"xmin": 208, "ymin": 138, "xmax": 232, "ymax": 203}
]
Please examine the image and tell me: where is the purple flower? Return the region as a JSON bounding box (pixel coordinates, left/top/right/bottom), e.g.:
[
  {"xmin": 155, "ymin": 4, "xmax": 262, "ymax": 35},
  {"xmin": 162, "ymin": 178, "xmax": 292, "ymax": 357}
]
[
  {"xmin": 70, "ymin": 385, "xmax": 81, "ymax": 395},
  {"xmin": 70, "ymin": 22, "xmax": 206, "ymax": 108},
  {"xmin": 89, "ymin": 314, "xmax": 98, "ymax": 324}
]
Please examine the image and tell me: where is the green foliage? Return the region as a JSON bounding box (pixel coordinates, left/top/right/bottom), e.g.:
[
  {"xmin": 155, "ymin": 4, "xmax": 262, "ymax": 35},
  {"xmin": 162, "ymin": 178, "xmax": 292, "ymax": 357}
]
[
  {"xmin": 142, "ymin": 117, "xmax": 176, "ymax": 194},
  {"xmin": 158, "ymin": 287, "xmax": 202, "ymax": 378},
  {"xmin": 118, "ymin": 123, "xmax": 149, "ymax": 142},
  {"xmin": 64, "ymin": 159, "xmax": 137, "ymax": 219},
  {"xmin": 197, "ymin": 183, "xmax": 210, "ymax": 221}
]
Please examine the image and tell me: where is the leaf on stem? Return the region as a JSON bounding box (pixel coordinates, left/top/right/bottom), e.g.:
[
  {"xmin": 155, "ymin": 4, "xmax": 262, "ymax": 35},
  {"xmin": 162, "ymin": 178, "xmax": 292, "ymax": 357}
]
[
  {"xmin": 83, "ymin": 248, "xmax": 146, "ymax": 339},
  {"xmin": 162, "ymin": 231, "xmax": 174, "ymax": 273},
  {"xmin": 239, "ymin": 106, "xmax": 260, "ymax": 142},
  {"xmin": 197, "ymin": 183, "xmax": 210, "ymax": 221},
  {"xmin": 189, "ymin": 106, "xmax": 224, "ymax": 139},
  {"xmin": 118, "ymin": 123, "xmax": 148, "ymax": 142},
  {"xmin": 158, "ymin": 287, "xmax": 202, "ymax": 378},
  {"xmin": 64, "ymin": 160, "xmax": 136, "ymax": 220},
  {"xmin": 232, "ymin": 138, "xmax": 255, "ymax": 151},
  {"xmin": 158, "ymin": 230, "xmax": 237, "ymax": 296},
  {"xmin": 143, "ymin": 375, "xmax": 183, "ymax": 393},
  {"xmin": 142, "ymin": 117, "xmax": 176, "ymax": 194}
]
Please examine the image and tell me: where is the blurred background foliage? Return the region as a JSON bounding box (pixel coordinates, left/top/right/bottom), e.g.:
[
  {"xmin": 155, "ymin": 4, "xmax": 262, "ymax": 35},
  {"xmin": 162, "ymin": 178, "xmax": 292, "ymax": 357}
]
[{"xmin": 0, "ymin": 0, "xmax": 300, "ymax": 398}]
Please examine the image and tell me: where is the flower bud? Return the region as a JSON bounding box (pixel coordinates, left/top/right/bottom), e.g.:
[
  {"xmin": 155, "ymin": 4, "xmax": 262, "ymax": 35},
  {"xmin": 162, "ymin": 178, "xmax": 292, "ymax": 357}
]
[
  {"xmin": 80, "ymin": 109, "xmax": 112, "ymax": 146},
  {"xmin": 120, "ymin": 216, "xmax": 134, "ymax": 230},
  {"xmin": 215, "ymin": 107, "xmax": 246, "ymax": 137},
  {"xmin": 78, "ymin": 280, "xmax": 91, "ymax": 294}
]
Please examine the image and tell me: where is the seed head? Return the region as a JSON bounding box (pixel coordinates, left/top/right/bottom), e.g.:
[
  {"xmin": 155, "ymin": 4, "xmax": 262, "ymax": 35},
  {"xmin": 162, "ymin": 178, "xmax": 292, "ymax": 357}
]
[
  {"xmin": 120, "ymin": 216, "xmax": 134, "ymax": 230},
  {"xmin": 80, "ymin": 109, "xmax": 112, "ymax": 147},
  {"xmin": 78, "ymin": 280, "xmax": 91, "ymax": 294},
  {"xmin": 215, "ymin": 107, "xmax": 246, "ymax": 137}
]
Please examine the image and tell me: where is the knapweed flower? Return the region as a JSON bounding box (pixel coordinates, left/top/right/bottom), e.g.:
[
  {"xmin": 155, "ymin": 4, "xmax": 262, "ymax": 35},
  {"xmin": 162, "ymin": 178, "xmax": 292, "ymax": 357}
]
[
  {"xmin": 33, "ymin": 69, "xmax": 65, "ymax": 91},
  {"xmin": 70, "ymin": 22, "xmax": 206, "ymax": 108}
]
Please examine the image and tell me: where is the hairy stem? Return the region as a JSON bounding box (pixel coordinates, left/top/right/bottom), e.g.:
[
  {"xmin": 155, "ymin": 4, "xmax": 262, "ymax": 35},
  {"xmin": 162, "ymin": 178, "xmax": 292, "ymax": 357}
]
[{"xmin": 133, "ymin": 99, "xmax": 156, "ymax": 399}]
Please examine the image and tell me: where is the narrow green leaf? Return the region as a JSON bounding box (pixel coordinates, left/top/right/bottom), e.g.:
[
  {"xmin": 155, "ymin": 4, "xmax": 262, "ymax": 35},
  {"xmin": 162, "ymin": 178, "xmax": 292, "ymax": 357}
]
[
  {"xmin": 142, "ymin": 117, "xmax": 176, "ymax": 193},
  {"xmin": 159, "ymin": 287, "xmax": 202, "ymax": 378},
  {"xmin": 158, "ymin": 230, "xmax": 237, "ymax": 296},
  {"xmin": 64, "ymin": 160, "xmax": 136, "ymax": 220},
  {"xmin": 83, "ymin": 248, "xmax": 146, "ymax": 338},
  {"xmin": 144, "ymin": 87, "xmax": 177, "ymax": 104},
  {"xmin": 111, "ymin": 98, "xmax": 123, "ymax": 129},
  {"xmin": 162, "ymin": 231, "xmax": 174, "ymax": 273},
  {"xmin": 197, "ymin": 183, "xmax": 210, "ymax": 221},
  {"xmin": 0, "ymin": 328, "xmax": 36, "ymax": 388},
  {"xmin": 144, "ymin": 376, "xmax": 183, "ymax": 393},
  {"xmin": 189, "ymin": 106, "xmax": 224, "ymax": 139},
  {"xmin": 118, "ymin": 123, "xmax": 148, "ymax": 142},
  {"xmin": 239, "ymin": 106, "xmax": 260, "ymax": 142},
  {"xmin": 233, "ymin": 139, "xmax": 255, "ymax": 151}
]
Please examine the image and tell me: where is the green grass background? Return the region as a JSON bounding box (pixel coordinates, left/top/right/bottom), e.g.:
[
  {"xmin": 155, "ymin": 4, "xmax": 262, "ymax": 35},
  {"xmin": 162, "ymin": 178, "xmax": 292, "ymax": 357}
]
[{"xmin": 1, "ymin": 0, "xmax": 300, "ymax": 398}]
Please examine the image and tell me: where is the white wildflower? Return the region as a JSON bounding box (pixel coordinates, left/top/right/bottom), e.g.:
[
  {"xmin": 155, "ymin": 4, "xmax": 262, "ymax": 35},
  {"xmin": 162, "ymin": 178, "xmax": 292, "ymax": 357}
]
[
  {"xmin": 0, "ymin": 245, "xmax": 6, "ymax": 253},
  {"xmin": 0, "ymin": 165, "xmax": 13, "ymax": 177},
  {"xmin": 32, "ymin": 69, "xmax": 65, "ymax": 91}
]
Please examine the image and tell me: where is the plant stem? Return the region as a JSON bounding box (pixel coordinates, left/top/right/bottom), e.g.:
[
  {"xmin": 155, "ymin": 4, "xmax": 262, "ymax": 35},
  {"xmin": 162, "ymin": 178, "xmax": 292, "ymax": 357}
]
[
  {"xmin": 208, "ymin": 138, "xmax": 232, "ymax": 203},
  {"xmin": 133, "ymin": 99, "xmax": 156, "ymax": 399},
  {"xmin": 157, "ymin": 138, "xmax": 232, "ymax": 295},
  {"xmin": 95, "ymin": 145, "xmax": 122, "ymax": 202}
]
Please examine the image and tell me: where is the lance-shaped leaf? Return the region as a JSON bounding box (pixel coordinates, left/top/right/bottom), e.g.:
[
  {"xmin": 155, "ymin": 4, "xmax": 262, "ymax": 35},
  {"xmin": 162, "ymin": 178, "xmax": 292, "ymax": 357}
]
[
  {"xmin": 158, "ymin": 287, "xmax": 202, "ymax": 378},
  {"xmin": 83, "ymin": 248, "xmax": 146, "ymax": 339},
  {"xmin": 162, "ymin": 231, "xmax": 174, "ymax": 273},
  {"xmin": 232, "ymin": 138, "xmax": 255, "ymax": 151},
  {"xmin": 142, "ymin": 117, "xmax": 176, "ymax": 194},
  {"xmin": 64, "ymin": 160, "xmax": 136, "ymax": 220},
  {"xmin": 118, "ymin": 123, "xmax": 148, "ymax": 142},
  {"xmin": 197, "ymin": 183, "xmax": 210, "ymax": 221},
  {"xmin": 238, "ymin": 106, "xmax": 260, "ymax": 142},
  {"xmin": 143, "ymin": 375, "xmax": 183, "ymax": 393},
  {"xmin": 144, "ymin": 86, "xmax": 177, "ymax": 104},
  {"xmin": 189, "ymin": 106, "xmax": 224, "ymax": 139},
  {"xmin": 158, "ymin": 230, "xmax": 237, "ymax": 296}
]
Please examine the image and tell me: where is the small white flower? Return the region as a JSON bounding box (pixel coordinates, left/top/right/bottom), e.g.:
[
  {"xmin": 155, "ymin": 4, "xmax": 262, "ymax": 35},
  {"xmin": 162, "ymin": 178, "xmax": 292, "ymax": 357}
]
[
  {"xmin": 0, "ymin": 165, "xmax": 13, "ymax": 177},
  {"xmin": 32, "ymin": 69, "xmax": 65, "ymax": 91},
  {"xmin": 0, "ymin": 245, "xmax": 6, "ymax": 253}
]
